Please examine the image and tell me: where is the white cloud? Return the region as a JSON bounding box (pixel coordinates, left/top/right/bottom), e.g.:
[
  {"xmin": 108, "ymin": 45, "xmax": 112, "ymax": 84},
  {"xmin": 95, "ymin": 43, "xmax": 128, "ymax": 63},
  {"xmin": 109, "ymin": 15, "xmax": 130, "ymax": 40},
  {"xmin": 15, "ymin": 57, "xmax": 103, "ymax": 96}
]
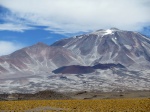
[
  {"xmin": 0, "ymin": 0, "xmax": 150, "ymax": 33},
  {"xmin": 0, "ymin": 41, "xmax": 24, "ymax": 56},
  {"xmin": 0, "ymin": 23, "xmax": 34, "ymax": 32}
]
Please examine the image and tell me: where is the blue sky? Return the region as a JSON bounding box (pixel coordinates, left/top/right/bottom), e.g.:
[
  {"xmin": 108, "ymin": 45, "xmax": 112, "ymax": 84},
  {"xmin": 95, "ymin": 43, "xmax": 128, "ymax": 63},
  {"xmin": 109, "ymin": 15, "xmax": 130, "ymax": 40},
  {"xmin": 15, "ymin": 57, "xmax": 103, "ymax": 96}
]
[{"xmin": 0, "ymin": 0, "xmax": 150, "ymax": 56}]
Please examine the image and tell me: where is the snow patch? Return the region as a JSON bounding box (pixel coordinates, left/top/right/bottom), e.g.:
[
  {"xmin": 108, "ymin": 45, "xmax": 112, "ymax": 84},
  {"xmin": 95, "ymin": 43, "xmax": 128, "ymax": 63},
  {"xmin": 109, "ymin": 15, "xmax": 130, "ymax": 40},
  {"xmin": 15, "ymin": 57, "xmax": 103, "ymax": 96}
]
[
  {"xmin": 73, "ymin": 36, "xmax": 83, "ymax": 39},
  {"xmin": 78, "ymin": 36, "xmax": 83, "ymax": 39},
  {"xmin": 112, "ymin": 37, "xmax": 118, "ymax": 45},
  {"xmin": 124, "ymin": 45, "xmax": 132, "ymax": 50},
  {"xmin": 103, "ymin": 29, "xmax": 114, "ymax": 36},
  {"xmin": 106, "ymin": 29, "xmax": 112, "ymax": 34}
]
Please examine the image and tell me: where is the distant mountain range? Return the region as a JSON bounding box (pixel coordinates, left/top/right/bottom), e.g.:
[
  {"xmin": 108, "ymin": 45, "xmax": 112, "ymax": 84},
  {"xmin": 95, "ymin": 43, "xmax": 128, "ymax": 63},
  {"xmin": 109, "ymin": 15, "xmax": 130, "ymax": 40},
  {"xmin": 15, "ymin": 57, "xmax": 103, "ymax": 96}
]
[{"xmin": 0, "ymin": 28, "xmax": 150, "ymax": 93}]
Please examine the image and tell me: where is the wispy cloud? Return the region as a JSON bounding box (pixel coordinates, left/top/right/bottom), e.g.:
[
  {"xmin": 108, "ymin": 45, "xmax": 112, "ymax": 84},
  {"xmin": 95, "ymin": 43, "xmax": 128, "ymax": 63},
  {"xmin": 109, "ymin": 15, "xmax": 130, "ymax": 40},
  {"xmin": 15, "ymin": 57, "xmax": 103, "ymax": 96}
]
[
  {"xmin": 0, "ymin": 41, "xmax": 25, "ymax": 56},
  {"xmin": 0, "ymin": 0, "xmax": 150, "ymax": 34},
  {"xmin": 0, "ymin": 23, "xmax": 34, "ymax": 32}
]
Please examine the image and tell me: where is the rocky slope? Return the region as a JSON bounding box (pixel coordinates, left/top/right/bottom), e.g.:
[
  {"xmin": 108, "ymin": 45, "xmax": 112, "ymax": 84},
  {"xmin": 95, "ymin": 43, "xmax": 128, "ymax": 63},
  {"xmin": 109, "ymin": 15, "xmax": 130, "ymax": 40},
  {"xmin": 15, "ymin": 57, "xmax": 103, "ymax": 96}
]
[{"xmin": 0, "ymin": 42, "xmax": 82, "ymax": 79}]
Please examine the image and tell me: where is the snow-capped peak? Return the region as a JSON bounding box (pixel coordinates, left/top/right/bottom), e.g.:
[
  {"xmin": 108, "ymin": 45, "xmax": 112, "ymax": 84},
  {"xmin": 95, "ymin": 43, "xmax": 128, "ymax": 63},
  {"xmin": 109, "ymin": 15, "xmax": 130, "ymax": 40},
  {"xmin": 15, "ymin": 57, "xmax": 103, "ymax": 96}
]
[
  {"xmin": 92, "ymin": 28, "xmax": 119, "ymax": 36},
  {"xmin": 102, "ymin": 29, "xmax": 115, "ymax": 36},
  {"xmin": 105, "ymin": 29, "xmax": 113, "ymax": 34}
]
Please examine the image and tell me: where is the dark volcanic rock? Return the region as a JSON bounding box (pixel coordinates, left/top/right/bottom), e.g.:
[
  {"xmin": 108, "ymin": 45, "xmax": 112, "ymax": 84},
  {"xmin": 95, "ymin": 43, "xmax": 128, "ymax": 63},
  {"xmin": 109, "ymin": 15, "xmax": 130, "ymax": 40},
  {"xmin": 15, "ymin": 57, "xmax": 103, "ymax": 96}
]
[
  {"xmin": 52, "ymin": 63, "xmax": 125, "ymax": 74},
  {"xmin": 53, "ymin": 65, "xmax": 95, "ymax": 74},
  {"xmin": 93, "ymin": 63, "xmax": 125, "ymax": 70}
]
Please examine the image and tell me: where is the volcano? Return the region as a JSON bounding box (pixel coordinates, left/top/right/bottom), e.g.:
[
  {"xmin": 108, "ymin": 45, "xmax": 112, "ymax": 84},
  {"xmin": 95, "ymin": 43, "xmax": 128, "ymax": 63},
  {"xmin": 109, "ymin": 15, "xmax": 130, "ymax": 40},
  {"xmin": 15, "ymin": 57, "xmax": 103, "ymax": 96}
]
[{"xmin": 52, "ymin": 28, "xmax": 150, "ymax": 69}]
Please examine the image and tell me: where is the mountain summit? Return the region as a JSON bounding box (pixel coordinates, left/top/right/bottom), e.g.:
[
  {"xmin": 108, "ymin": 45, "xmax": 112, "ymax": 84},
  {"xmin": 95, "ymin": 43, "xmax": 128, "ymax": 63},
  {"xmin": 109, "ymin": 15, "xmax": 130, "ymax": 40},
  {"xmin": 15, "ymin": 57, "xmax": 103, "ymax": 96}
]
[
  {"xmin": 52, "ymin": 28, "xmax": 150, "ymax": 69},
  {"xmin": 0, "ymin": 28, "xmax": 150, "ymax": 93}
]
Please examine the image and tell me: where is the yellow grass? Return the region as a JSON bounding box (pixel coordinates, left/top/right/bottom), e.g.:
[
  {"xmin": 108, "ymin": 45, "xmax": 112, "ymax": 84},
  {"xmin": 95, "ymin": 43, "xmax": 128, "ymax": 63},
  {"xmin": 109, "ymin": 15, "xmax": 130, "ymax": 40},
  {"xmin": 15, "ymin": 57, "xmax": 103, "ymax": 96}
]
[{"xmin": 0, "ymin": 98, "xmax": 149, "ymax": 112}]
